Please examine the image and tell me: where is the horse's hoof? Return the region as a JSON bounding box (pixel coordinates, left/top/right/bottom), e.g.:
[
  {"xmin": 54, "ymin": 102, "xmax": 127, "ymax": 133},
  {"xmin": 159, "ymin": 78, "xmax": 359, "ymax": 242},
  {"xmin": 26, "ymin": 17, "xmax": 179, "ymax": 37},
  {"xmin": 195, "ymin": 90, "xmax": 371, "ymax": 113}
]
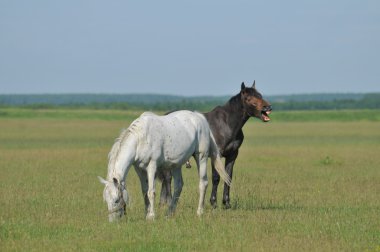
[
  {"xmin": 197, "ymin": 208, "xmax": 204, "ymax": 216},
  {"xmin": 159, "ymin": 201, "xmax": 167, "ymax": 207},
  {"xmin": 146, "ymin": 214, "xmax": 155, "ymax": 221},
  {"xmin": 210, "ymin": 197, "xmax": 217, "ymax": 208},
  {"xmin": 211, "ymin": 201, "xmax": 217, "ymax": 209},
  {"xmin": 223, "ymin": 202, "xmax": 231, "ymax": 209},
  {"xmin": 166, "ymin": 207, "xmax": 175, "ymax": 217}
]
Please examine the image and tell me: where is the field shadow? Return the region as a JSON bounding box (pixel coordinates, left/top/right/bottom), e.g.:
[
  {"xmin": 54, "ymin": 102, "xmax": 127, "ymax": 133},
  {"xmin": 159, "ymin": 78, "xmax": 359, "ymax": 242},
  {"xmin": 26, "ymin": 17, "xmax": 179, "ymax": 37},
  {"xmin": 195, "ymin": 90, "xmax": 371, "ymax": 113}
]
[
  {"xmin": 229, "ymin": 195, "xmax": 303, "ymax": 211},
  {"xmin": 0, "ymin": 110, "xmax": 9, "ymax": 117}
]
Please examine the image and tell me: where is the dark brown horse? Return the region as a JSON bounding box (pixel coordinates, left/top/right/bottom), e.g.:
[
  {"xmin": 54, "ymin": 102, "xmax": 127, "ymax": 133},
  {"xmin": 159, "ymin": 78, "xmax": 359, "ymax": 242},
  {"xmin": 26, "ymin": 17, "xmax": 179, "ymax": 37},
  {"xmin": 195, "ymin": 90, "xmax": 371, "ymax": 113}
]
[{"xmin": 158, "ymin": 81, "xmax": 272, "ymax": 209}]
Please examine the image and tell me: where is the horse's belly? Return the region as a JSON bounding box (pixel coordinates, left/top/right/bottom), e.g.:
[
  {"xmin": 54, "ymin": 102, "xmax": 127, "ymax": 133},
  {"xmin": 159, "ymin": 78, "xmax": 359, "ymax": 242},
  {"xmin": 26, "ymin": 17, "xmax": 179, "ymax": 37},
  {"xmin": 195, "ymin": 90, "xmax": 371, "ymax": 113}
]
[
  {"xmin": 162, "ymin": 141, "xmax": 195, "ymax": 166},
  {"xmin": 135, "ymin": 114, "xmax": 202, "ymax": 168},
  {"xmin": 161, "ymin": 159, "xmax": 186, "ymax": 169}
]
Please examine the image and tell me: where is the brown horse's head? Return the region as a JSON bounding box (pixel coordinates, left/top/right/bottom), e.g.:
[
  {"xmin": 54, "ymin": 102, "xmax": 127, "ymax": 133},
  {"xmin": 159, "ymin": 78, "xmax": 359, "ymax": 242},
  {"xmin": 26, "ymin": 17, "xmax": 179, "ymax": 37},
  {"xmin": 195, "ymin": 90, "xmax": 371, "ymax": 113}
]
[{"xmin": 240, "ymin": 81, "xmax": 272, "ymax": 122}]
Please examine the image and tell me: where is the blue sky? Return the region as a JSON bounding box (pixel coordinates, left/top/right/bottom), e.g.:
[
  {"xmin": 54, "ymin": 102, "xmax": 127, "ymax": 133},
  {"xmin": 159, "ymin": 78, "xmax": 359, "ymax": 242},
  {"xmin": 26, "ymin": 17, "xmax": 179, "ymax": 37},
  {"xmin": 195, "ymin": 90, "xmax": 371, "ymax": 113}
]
[{"xmin": 0, "ymin": 1, "xmax": 379, "ymax": 96}]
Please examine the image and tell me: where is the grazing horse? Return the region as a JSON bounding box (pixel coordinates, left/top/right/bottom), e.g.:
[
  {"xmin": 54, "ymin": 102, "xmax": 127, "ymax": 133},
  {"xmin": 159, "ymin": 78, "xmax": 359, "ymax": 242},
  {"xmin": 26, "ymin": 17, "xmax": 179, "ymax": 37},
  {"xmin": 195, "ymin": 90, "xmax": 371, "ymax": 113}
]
[
  {"xmin": 98, "ymin": 110, "xmax": 231, "ymax": 222},
  {"xmin": 159, "ymin": 81, "xmax": 272, "ymax": 208}
]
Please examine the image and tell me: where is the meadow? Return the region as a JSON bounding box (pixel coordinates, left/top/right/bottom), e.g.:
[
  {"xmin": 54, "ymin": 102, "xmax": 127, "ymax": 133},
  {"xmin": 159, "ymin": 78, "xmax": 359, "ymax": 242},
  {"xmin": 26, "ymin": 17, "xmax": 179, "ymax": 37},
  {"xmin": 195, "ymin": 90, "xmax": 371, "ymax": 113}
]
[{"xmin": 0, "ymin": 108, "xmax": 379, "ymax": 251}]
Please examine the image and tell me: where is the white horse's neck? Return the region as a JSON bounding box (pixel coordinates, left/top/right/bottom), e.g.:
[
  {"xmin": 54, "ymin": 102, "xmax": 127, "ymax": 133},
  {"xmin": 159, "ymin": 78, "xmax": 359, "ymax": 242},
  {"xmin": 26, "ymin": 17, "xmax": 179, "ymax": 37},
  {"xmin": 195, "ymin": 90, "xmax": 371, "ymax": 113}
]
[
  {"xmin": 107, "ymin": 129, "xmax": 136, "ymax": 183},
  {"xmin": 107, "ymin": 162, "xmax": 125, "ymax": 183}
]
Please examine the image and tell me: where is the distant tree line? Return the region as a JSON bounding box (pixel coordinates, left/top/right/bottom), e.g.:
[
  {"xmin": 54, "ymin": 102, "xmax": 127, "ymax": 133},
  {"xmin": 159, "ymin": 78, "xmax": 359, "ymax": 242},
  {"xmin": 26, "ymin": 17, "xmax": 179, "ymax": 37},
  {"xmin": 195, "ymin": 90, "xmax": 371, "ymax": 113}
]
[
  {"xmin": 272, "ymin": 93, "xmax": 380, "ymax": 111},
  {"xmin": 0, "ymin": 93, "xmax": 379, "ymax": 111}
]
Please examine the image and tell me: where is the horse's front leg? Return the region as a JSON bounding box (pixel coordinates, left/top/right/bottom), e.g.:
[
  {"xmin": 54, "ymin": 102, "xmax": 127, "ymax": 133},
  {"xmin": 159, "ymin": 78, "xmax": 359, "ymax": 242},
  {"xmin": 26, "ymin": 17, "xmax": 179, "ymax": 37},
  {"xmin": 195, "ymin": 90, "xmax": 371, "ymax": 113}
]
[
  {"xmin": 197, "ymin": 155, "xmax": 208, "ymax": 216},
  {"xmin": 222, "ymin": 152, "xmax": 238, "ymax": 209},
  {"xmin": 168, "ymin": 167, "xmax": 183, "ymax": 216},
  {"xmin": 146, "ymin": 162, "xmax": 157, "ymax": 220}
]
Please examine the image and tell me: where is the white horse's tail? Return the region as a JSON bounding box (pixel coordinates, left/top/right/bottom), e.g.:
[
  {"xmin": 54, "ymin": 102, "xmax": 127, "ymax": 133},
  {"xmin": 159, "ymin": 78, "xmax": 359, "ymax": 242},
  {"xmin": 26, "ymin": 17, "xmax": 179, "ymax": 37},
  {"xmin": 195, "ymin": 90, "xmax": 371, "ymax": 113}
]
[{"xmin": 209, "ymin": 132, "xmax": 231, "ymax": 186}]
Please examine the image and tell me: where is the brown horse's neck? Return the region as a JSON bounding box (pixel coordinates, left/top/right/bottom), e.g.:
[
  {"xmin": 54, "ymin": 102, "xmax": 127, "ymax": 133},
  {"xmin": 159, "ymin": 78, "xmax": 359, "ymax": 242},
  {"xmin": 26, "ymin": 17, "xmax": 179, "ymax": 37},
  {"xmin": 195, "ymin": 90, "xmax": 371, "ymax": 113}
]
[{"xmin": 223, "ymin": 93, "xmax": 250, "ymax": 133}]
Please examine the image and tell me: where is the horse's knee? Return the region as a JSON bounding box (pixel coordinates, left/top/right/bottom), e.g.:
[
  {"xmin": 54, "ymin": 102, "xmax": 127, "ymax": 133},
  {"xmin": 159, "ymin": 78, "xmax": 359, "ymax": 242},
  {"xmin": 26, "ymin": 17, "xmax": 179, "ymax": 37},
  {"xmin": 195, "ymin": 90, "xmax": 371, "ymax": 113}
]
[
  {"xmin": 147, "ymin": 189, "xmax": 155, "ymax": 199},
  {"xmin": 178, "ymin": 178, "xmax": 184, "ymax": 188},
  {"xmin": 175, "ymin": 179, "xmax": 183, "ymax": 193}
]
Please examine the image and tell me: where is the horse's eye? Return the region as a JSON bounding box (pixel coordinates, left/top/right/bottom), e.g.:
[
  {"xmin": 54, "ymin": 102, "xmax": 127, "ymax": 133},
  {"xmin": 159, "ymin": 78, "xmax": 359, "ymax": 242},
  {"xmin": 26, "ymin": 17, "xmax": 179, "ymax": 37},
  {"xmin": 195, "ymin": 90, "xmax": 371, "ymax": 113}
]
[{"xmin": 115, "ymin": 199, "xmax": 120, "ymax": 204}]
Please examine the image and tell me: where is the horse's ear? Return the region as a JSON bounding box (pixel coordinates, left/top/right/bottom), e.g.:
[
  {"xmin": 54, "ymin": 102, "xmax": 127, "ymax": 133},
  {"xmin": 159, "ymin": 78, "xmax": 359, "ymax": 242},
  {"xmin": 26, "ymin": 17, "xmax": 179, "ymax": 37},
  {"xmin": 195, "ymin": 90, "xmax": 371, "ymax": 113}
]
[
  {"xmin": 98, "ymin": 176, "xmax": 108, "ymax": 185},
  {"xmin": 241, "ymin": 82, "xmax": 246, "ymax": 91},
  {"xmin": 252, "ymin": 80, "xmax": 256, "ymax": 89}
]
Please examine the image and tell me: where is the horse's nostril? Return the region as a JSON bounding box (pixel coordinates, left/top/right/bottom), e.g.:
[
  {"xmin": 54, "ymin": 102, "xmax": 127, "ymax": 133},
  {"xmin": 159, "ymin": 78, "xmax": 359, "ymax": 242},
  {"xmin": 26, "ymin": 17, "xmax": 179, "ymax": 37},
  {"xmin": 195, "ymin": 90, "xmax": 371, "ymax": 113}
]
[{"xmin": 264, "ymin": 105, "xmax": 272, "ymax": 112}]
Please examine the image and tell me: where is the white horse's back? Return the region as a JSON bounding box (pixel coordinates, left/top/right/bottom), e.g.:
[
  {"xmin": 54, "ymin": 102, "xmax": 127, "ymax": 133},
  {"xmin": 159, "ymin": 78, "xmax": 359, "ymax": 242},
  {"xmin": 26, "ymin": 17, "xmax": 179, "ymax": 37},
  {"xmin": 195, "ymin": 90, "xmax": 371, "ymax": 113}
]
[{"xmin": 131, "ymin": 111, "xmax": 209, "ymax": 168}]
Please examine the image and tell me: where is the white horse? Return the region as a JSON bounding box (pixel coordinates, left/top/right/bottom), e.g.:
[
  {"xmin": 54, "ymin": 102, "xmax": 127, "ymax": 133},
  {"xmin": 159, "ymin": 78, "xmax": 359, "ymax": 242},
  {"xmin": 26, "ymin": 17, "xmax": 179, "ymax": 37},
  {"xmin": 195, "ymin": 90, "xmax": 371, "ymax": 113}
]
[{"xmin": 98, "ymin": 110, "xmax": 231, "ymax": 221}]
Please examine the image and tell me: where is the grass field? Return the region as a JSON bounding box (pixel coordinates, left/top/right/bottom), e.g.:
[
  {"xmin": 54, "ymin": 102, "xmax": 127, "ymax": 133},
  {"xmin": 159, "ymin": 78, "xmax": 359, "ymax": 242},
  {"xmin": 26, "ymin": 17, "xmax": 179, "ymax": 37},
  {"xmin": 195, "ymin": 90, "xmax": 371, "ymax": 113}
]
[{"xmin": 1, "ymin": 108, "xmax": 379, "ymax": 251}]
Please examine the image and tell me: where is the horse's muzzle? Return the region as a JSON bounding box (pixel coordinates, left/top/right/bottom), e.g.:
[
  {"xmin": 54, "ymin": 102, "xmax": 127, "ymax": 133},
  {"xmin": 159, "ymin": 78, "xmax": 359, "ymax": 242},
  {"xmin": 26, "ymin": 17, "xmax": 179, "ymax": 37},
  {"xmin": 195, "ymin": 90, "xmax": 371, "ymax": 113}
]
[
  {"xmin": 263, "ymin": 105, "xmax": 272, "ymax": 113},
  {"xmin": 261, "ymin": 105, "xmax": 272, "ymax": 122}
]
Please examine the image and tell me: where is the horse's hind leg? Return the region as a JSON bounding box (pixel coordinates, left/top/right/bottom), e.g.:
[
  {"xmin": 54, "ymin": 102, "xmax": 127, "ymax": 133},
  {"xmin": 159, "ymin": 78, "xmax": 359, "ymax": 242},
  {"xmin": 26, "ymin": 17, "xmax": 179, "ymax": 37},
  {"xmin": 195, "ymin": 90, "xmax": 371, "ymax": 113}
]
[
  {"xmin": 196, "ymin": 155, "xmax": 208, "ymax": 216},
  {"xmin": 210, "ymin": 164, "xmax": 220, "ymax": 208},
  {"xmin": 159, "ymin": 177, "xmax": 168, "ymax": 206},
  {"xmin": 159, "ymin": 170, "xmax": 172, "ymax": 207},
  {"xmin": 134, "ymin": 166, "xmax": 149, "ymax": 213},
  {"xmin": 168, "ymin": 167, "xmax": 183, "ymax": 216},
  {"xmin": 222, "ymin": 153, "xmax": 238, "ymax": 209}
]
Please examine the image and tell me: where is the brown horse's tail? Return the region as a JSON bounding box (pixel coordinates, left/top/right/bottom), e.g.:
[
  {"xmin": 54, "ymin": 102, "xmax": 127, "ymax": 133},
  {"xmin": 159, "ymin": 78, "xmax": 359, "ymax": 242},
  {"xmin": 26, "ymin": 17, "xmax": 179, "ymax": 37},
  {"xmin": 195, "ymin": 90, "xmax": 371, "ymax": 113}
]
[{"xmin": 209, "ymin": 132, "xmax": 231, "ymax": 186}]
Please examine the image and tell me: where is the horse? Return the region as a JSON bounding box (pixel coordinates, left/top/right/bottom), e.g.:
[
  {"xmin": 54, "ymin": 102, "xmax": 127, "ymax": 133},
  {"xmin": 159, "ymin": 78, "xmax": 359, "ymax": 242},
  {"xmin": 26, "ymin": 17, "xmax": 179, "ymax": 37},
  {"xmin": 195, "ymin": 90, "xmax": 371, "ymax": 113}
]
[
  {"xmin": 159, "ymin": 81, "xmax": 272, "ymax": 208},
  {"xmin": 98, "ymin": 110, "xmax": 231, "ymax": 222}
]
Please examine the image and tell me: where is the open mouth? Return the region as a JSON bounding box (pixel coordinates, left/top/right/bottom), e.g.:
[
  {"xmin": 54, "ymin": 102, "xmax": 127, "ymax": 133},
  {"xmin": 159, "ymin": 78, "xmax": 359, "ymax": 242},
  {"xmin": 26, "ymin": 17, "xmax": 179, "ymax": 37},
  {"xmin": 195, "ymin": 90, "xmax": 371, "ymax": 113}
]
[{"xmin": 261, "ymin": 110, "xmax": 271, "ymax": 122}]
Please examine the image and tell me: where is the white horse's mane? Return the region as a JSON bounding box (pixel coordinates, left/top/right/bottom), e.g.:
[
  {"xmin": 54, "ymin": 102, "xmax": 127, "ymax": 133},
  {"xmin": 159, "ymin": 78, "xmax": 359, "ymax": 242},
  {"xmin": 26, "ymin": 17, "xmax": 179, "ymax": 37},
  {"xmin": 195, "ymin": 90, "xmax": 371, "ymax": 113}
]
[{"xmin": 107, "ymin": 116, "xmax": 145, "ymax": 179}]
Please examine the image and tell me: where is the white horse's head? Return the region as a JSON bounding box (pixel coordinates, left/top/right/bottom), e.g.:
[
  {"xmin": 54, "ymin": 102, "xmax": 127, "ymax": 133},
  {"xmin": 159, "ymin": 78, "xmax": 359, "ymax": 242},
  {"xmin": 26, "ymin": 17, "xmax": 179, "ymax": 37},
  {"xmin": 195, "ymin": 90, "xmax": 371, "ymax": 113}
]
[{"xmin": 98, "ymin": 176, "xmax": 128, "ymax": 222}]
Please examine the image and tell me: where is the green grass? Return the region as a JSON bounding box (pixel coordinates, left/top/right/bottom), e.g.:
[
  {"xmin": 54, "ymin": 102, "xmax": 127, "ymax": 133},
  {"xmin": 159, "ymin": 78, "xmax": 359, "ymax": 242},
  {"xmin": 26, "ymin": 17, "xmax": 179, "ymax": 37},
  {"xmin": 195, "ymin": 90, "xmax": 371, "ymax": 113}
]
[
  {"xmin": 0, "ymin": 107, "xmax": 143, "ymax": 121},
  {"xmin": 1, "ymin": 107, "xmax": 380, "ymax": 122},
  {"xmin": 270, "ymin": 109, "xmax": 380, "ymax": 122},
  {"xmin": 1, "ymin": 109, "xmax": 379, "ymax": 251}
]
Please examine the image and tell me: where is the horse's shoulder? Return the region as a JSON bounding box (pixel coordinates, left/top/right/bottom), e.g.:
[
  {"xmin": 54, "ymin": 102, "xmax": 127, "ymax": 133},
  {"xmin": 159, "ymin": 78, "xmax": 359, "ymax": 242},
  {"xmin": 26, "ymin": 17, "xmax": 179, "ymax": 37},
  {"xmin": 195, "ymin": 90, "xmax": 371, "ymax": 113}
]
[{"xmin": 205, "ymin": 106, "xmax": 228, "ymax": 123}]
